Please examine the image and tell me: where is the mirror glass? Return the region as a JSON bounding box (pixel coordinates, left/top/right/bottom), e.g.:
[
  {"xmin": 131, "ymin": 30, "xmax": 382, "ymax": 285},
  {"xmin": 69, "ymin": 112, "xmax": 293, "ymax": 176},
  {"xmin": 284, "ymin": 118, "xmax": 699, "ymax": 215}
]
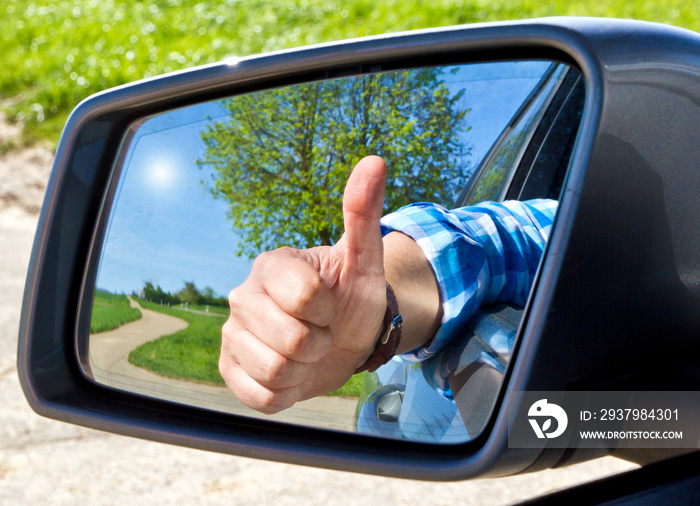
[{"xmin": 87, "ymin": 60, "xmax": 584, "ymax": 443}]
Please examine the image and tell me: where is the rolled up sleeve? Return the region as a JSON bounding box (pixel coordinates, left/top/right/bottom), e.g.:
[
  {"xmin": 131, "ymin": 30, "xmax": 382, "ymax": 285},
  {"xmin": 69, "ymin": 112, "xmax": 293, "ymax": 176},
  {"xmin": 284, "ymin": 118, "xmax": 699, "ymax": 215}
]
[{"xmin": 380, "ymin": 199, "xmax": 556, "ymax": 361}]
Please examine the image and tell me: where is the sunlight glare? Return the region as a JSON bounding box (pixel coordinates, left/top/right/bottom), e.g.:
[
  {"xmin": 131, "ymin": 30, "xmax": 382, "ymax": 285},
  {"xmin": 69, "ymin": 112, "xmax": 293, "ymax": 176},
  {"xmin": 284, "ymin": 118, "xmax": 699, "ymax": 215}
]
[{"xmin": 150, "ymin": 158, "xmax": 175, "ymax": 187}]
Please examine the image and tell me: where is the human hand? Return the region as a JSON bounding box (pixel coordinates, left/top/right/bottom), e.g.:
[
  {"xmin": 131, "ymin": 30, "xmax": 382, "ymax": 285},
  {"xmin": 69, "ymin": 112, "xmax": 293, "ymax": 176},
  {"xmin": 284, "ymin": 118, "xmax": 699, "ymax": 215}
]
[{"xmin": 220, "ymin": 156, "xmax": 388, "ymax": 414}]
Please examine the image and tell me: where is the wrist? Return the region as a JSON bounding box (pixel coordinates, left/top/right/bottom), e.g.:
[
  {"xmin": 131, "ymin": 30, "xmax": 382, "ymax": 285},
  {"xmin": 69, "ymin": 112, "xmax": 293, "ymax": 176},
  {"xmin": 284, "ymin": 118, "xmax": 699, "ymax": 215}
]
[
  {"xmin": 354, "ymin": 281, "xmax": 403, "ymax": 374},
  {"xmin": 356, "ymin": 318, "xmax": 387, "ymax": 368}
]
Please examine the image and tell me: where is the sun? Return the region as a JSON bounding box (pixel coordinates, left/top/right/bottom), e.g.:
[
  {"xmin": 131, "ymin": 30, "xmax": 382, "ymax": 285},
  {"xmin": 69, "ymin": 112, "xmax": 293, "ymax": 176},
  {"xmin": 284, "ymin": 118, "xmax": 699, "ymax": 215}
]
[{"xmin": 149, "ymin": 158, "xmax": 175, "ymax": 187}]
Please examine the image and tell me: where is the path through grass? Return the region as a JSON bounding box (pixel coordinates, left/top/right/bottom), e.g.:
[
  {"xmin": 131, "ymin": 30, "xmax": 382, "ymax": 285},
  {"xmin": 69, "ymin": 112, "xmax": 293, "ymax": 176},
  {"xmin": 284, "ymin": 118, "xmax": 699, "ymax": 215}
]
[
  {"xmin": 129, "ymin": 298, "xmax": 226, "ymax": 384},
  {"xmin": 90, "ymin": 290, "xmax": 142, "ymax": 334}
]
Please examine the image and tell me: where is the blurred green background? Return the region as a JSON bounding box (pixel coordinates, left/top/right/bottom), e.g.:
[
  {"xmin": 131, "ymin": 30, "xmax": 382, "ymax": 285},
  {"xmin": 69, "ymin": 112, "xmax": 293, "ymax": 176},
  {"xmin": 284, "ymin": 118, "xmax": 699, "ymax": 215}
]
[{"xmin": 1, "ymin": 0, "xmax": 699, "ymax": 149}]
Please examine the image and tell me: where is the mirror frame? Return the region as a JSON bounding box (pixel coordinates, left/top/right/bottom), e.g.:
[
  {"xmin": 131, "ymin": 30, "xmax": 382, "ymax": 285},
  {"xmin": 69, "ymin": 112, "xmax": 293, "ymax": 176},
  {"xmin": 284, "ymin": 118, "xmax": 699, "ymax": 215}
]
[{"xmin": 19, "ymin": 17, "xmax": 700, "ymax": 479}]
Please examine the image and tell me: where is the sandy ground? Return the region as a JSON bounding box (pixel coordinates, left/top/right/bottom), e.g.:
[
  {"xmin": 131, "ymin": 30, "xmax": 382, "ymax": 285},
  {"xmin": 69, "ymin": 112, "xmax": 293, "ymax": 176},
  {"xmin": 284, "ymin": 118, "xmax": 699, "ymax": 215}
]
[
  {"xmin": 0, "ymin": 120, "xmax": 637, "ymax": 504},
  {"xmin": 0, "ymin": 113, "xmax": 54, "ymax": 215}
]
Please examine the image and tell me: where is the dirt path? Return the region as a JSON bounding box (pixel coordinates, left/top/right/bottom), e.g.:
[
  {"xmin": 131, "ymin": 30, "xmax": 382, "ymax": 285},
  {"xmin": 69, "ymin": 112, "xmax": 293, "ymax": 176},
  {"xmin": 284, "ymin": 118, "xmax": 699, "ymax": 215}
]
[{"xmin": 89, "ymin": 297, "xmax": 189, "ymax": 381}]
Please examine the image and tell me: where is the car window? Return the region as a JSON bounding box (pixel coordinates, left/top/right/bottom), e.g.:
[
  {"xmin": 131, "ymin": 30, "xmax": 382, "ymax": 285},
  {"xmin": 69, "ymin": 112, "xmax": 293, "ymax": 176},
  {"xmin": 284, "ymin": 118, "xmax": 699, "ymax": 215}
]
[
  {"xmin": 508, "ymin": 71, "xmax": 585, "ymax": 201},
  {"xmin": 457, "ymin": 63, "xmax": 571, "ymax": 207}
]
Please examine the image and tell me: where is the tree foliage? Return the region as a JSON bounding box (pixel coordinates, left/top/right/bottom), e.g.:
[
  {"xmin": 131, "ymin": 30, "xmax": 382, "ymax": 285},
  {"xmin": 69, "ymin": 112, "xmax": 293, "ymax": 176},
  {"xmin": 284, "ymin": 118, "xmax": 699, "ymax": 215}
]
[
  {"xmin": 141, "ymin": 281, "xmax": 179, "ymax": 306},
  {"xmin": 141, "ymin": 281, "xmax": 227, "ymax": 307},
  {"xmin": 178, "ymin": 281, "xmax": 201, "ymax": 305},
  {"xmin": 198, "ymin": 67, "xmax": 471, "ymax": 259}
]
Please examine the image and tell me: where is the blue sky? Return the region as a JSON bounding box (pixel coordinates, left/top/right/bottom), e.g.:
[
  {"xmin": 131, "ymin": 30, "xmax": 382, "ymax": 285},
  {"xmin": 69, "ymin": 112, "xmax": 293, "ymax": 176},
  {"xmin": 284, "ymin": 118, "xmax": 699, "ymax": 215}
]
[{"xmin": 95, "ymin": 60, "xmax": 552, "ymax": 298}]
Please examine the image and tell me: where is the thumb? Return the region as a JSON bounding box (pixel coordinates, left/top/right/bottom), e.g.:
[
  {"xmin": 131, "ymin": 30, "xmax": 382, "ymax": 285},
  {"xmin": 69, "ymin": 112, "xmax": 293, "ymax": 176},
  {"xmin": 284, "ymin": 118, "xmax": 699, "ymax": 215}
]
[{"xmin": 341, "ymin": 155, "xmax": 387, "ymax": 273}]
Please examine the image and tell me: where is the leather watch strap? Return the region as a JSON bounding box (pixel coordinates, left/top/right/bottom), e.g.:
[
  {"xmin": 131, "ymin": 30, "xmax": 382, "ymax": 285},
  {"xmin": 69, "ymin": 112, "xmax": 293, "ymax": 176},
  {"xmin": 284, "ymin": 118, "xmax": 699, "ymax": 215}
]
[{"xmin": 354, "ymin": 282, "xmax": 402, "ymax": 374}]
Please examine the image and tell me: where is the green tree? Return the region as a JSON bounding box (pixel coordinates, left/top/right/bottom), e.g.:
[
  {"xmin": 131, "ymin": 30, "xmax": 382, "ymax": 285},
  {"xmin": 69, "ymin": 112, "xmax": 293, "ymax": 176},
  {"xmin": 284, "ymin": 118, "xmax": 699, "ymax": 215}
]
[
  {"xmin": 177, "ymin": 281, "xmax": 202, "ymax": 305},
  {"xmin": 199, "ymin": 67, "xmax": 471, "ymax": 259},
  {"xmin": 142, "ymin": 281, "xmax": 178, "ymax": 305},
  {"xmin": 201, "ymin": 286, "xmax": 216, "ymax": 304}
]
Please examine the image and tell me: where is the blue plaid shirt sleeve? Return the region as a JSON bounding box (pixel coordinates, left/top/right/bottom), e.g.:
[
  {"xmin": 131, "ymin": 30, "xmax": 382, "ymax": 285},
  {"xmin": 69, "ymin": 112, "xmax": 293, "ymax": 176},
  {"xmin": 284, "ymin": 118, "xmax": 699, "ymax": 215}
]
[{"xmin": 379, "ymin": 199, "xmax": 557, "ymax": 362}]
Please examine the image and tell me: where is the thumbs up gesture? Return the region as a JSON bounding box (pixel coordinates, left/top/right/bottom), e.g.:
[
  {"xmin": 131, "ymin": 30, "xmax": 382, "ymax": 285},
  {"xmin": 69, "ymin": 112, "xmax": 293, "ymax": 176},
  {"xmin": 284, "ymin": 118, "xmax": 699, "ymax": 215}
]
[{"xmin": 220, "ymin": 156, "xmax": 391, "ymax": 414}]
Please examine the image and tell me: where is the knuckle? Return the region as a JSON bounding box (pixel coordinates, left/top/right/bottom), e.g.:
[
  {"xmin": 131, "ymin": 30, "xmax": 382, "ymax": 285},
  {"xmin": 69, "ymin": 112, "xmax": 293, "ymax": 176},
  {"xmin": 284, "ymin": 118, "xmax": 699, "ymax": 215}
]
[
  {"xmin": 227, "ymin": 287, "xmax": 252, "ymax": 320},
  {"xmin": 218, "ymin": 359, "xmax": 292, "ymax": 415},
  {"xmin": 254, "ymin": 249, "xmax": 279, "ymax": 269},
  {"xmin": 291, "ymin": 275, "xmax": 322, "ymax": 315},
  {"xmin": 259, "ymin": 353, "xmax": 290, "ymax": 385},
  {"xmin": 220, "ymin": 320, "xmax": 240, "ymax": 345},
  {"xmin": 284, "ymin": 324, "xmax": 313, "ymax": 358},
  {"xmin": 228, "ymin": 289, "xmax": 241, "ymax": 311},
  {"xmin": 221, "ymin": 319, "xmax": 234, "ymax": 338}
]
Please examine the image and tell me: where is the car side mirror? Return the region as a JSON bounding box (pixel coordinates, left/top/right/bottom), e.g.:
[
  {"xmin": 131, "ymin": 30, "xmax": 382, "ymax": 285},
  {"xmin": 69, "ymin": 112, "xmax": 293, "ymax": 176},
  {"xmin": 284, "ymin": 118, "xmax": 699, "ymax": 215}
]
[{"xmin": 19, "ymin": 17, "xmax": 700, "ymax": 480}]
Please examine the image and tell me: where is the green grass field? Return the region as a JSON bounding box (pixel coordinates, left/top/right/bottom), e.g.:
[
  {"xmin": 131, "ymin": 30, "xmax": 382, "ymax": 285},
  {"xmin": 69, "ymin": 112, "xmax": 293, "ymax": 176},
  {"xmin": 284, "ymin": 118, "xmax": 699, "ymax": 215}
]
[
  {"xmin": 129, "ymin": 298, "xmax": 227, "ymax": 384},
  {"xmin": 90, "ymin": 290, "xmax": 142, "ymax": 334},
  {"xmin": 129, "ymin": 297, "xmax": 363, "ymax": 396},
  {"xmin": 177, "ymin": 303, "xmax": 230, "ymax": 316},
  {"xmin": 1, "ymin": 1, "xmax": 699, "ymax": 148}
]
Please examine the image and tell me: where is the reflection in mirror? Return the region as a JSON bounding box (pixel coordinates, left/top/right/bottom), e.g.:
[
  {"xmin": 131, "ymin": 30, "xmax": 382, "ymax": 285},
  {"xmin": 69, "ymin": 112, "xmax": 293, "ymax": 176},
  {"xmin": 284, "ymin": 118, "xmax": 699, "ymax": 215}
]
[{"xmin": 87, "ymin": 60, "xmax": 583, "ymax": 443}]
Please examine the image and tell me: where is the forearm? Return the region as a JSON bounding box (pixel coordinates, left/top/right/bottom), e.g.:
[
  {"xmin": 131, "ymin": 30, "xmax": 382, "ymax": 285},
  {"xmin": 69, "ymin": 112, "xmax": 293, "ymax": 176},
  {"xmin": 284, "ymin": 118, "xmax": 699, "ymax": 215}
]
[{"xmin": 378, "ymin": 199, "xmax": 557, "ymax": 362}]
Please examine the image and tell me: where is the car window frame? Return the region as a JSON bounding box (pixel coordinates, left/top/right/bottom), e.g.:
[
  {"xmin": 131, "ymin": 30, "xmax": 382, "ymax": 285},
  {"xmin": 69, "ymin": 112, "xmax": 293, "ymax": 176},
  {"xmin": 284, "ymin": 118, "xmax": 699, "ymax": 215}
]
[{"xmin": 455, "ymin": 62, "xmax": 578, "ymax": 208}]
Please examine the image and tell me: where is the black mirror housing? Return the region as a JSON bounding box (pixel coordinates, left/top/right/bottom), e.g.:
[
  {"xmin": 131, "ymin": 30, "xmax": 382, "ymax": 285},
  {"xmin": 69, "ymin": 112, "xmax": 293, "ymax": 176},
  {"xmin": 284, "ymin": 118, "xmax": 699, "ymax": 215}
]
[{"xmin": 18, "ymin": 17, "xmax": 700, "ymax": 479}]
